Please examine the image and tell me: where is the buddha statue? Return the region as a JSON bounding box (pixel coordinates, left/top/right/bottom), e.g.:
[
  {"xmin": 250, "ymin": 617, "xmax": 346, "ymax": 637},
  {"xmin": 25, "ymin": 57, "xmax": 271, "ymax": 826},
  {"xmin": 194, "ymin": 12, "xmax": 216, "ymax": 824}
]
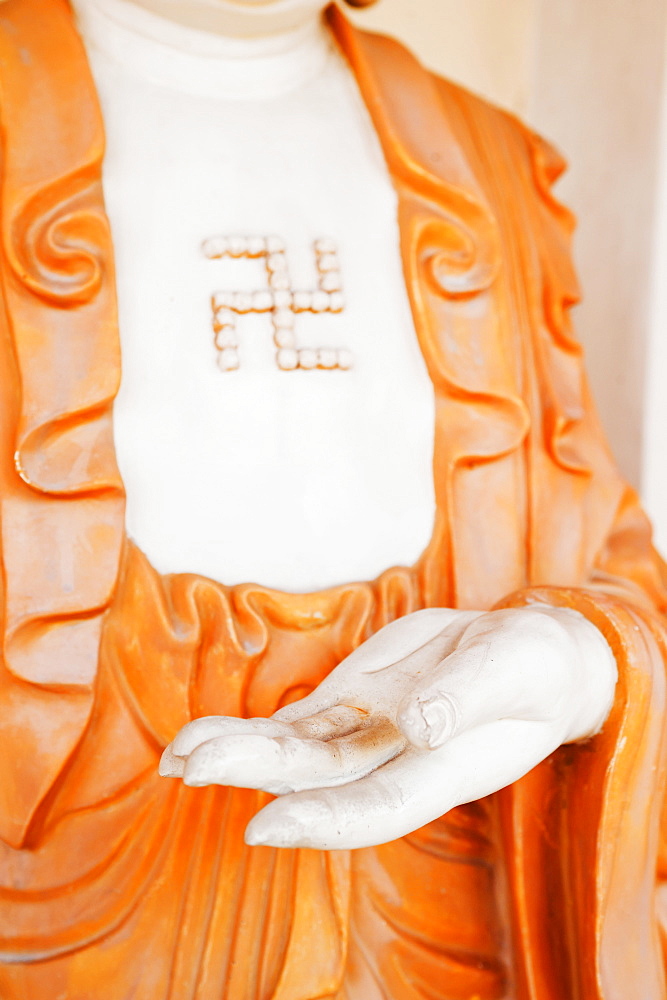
[{"xmin": 0, "ymin": 0, "xmax": 665, "ymax": 998}]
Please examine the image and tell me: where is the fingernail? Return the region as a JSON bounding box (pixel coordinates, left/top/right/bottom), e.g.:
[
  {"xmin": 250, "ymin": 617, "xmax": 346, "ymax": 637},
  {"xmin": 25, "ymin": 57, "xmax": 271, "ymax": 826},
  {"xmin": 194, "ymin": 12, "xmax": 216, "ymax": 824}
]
[
  {"xmin": 419, "ymin": 695, "xmax": 458, "ymax": 749},
  {"xmin": 158, "ymin": 746, "xmax": 185, "ymax": 778}
]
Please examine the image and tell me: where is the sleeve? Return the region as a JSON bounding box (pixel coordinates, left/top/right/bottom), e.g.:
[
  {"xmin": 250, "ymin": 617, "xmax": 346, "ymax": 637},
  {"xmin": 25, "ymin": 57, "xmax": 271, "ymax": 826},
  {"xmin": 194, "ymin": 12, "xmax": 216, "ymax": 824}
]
[
  {"xmin": 493, "ymin": 122, "xmax": 667, "ymax": 1000},
  {"xmin": 495, "ymin": 494, "xmax": 667, "ymax": 1000}
]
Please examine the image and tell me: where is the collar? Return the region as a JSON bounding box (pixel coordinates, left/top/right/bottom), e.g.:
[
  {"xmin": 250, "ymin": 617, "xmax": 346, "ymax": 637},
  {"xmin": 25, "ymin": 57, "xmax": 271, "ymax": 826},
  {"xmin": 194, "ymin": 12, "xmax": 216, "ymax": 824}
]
[{"xmin": 71, "ymin": 0, "xmax": 336, "ymax": 101}]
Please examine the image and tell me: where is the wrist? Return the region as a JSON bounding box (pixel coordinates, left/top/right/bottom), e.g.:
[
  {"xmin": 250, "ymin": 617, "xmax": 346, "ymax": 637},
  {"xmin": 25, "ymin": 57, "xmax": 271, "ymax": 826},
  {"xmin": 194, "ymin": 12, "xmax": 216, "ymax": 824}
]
[{"xmin": 538, "ymin": 606, "xmax": 618, "ymax": 743}]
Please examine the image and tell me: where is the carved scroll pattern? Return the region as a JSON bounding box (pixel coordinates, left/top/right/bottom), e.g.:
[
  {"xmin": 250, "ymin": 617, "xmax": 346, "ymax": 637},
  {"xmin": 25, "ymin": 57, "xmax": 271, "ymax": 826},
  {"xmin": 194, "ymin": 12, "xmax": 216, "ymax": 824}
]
[
  {"xmin": 526, "ymin": 127, "xmax": 593, "ymax": 478},
  {"xmin": 8, "ymin": 171, "xmax": 110, "ymax": 307}
]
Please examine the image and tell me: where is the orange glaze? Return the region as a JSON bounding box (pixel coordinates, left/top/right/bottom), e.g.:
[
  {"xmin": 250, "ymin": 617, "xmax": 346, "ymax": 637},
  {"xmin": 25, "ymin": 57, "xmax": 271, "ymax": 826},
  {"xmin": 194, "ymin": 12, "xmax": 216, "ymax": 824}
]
[{"xmin": 0, "ymin": 2, "xmax": 666, "ymax": 997}]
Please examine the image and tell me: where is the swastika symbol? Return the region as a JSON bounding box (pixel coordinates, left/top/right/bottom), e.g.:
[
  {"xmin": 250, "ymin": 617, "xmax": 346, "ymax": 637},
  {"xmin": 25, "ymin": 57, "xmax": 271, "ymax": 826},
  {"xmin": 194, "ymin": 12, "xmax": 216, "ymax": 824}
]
[{"xmin": 202, "ymin": 235, "xmax": 353, "ymax": 372}]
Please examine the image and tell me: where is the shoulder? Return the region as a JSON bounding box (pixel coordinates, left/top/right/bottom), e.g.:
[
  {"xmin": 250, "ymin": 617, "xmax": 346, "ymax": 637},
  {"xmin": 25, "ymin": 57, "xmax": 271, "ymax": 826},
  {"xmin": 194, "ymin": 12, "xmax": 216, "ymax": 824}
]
[
  {"xmin": 337, "ymin": 13, "xmax": 568, "ymax": 202},
  {"xmin": 431, "ymin": 68, "xmax": 568, "ymax": 185},
  {"xmin": 421, "ymin": 67, "xmax": 577, "ymax": 246}
]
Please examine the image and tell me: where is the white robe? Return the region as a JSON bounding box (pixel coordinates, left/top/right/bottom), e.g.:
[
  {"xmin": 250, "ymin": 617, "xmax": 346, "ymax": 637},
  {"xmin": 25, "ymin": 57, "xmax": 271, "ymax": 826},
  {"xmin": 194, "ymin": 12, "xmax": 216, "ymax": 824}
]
[{"xmin": 72, "ymin": 0, "xmax": 437, "ymax": 592}]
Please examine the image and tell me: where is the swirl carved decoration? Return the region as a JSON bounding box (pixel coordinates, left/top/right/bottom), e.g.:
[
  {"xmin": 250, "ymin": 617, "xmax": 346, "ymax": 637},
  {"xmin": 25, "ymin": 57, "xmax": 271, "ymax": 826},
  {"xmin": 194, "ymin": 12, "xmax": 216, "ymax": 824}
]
[
  {"xmin": 8, "ymin": 171, "xmax": 110, "ymax": 307},
  {"xmin": 423, "ymin": 204, "xmax": 499, "ymax": 299}
]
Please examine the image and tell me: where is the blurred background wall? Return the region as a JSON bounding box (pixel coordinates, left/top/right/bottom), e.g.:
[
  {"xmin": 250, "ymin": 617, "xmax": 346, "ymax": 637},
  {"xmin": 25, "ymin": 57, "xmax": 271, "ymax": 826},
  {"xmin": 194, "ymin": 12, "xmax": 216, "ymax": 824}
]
[{"xmin": 349, "ymin": 0, "xmax": 667, "ymax": 551}]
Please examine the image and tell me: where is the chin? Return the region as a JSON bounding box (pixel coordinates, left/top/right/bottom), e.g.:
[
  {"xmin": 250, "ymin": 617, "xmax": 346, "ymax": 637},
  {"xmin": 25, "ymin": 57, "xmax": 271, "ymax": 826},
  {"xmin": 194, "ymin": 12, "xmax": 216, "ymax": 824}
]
[{"xmin": 221, "ymin": 0, "xmax": 378, "ymax": 5}]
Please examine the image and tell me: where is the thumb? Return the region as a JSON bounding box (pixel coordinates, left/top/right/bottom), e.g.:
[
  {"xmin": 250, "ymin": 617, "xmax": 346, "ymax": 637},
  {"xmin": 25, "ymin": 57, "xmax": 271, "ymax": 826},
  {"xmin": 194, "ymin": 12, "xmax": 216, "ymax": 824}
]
[
  {"xmin": 396, "ymin": 647, "xmax": 484, "ymax": 751},
  {"xmin": 395, "ymin": 606, "xmax": 587, "ymax": 751}
]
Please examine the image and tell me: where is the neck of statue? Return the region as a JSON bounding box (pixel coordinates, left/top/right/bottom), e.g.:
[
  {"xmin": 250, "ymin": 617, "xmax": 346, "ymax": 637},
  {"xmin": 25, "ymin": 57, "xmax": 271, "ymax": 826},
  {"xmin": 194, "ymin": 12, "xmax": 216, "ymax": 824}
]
[{"xmin": 71, "ymin": 0, "xmax": 336, "ymax": 101}]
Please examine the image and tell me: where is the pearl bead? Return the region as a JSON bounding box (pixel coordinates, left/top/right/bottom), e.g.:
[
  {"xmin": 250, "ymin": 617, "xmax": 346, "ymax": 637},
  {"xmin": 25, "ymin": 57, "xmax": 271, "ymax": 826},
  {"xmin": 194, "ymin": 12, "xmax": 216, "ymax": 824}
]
[
  {"xmin": 273, "ymin": 307, "xmax": 295, "ymax": 328},
  {"xmin": 273, "ymin": 290, "xmax": 293, "ymax": 309},
  {"xmin": 215, "ymin": 327, "xmax": 237, "ymax": 349},
  {"xmin": 212, "ymin": 291, "xmax": 234, "ymax": 311},
  {"xmin": 329, "ymin": 292, "xmax": 344, "ymax": 313},
  {"xmin": 266, "ymin": 253, "xmax": 288, "ymax": 273},
  {"xmin": 317, "ymin": 253, "xmax": 338, "ymax": 273},
  {"xmin": 320, "ymin": 271, "xmax": 341, "ymax": 292},
  {"xmin": 311, "ymin": 290, "xmax": 330, "ymax": 313},
  {"xmin": 213, "ymin": 307, "xmax": 236, "ymax": 327},
  {"xmin": 252, "ymin": 291, "xmax": 274, "ymax": 312},
  {"xmin": 314, "ymin": 237, "xmax": 337, "ymax": 255},
  {"xmin": 232, "ymin": 292, "xmax": 253, "ymax": 313},
  {"xmin": 247, "ymin": 236, "xmax": 267, "ymax": 257},
  {"xmin": 292, "ymin": 291, "xmax": 313, "ymax": 312},
  {"xmin": 228, "ymin": 236, "xmax": 248, "ymax": 257},
  {"xmin": 266, "ymin": 235, "xmax": 286, "ymax": 253},
  {"xmin": 217, "ymin": 347, "xmax": 240, "ymax": 371},
  {"xmin": 202, "ymin": 236, "xmax": 228, "ymax": 259},
  {"xmin": 277, "ymin": 348, "xmax": 298, "ymax": 370},
  {"xmin": 269, "ymin": 272, "xmax": 290, "ymax": 291},
  {"xmin": 317, "ymin": 348, "xmax": 337, "ymax": 369},
  {"xmin": 273, "ymin": 328, "xmax": 296, "ymax": 349},
  {"xmin": 298, "ymin": 348, "xmax": 318, "ymax": 370},
  {"xmin": 337, "ymin": 349, "xmax": 353, "ymax": 370}
]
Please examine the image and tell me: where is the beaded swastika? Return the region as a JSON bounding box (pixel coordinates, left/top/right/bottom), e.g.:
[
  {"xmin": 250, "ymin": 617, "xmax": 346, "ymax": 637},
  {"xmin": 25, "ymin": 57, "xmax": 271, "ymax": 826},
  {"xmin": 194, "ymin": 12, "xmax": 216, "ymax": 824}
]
[{"xmin": 202, "ymin": 235, "xmax": 353, "ymax": 372}]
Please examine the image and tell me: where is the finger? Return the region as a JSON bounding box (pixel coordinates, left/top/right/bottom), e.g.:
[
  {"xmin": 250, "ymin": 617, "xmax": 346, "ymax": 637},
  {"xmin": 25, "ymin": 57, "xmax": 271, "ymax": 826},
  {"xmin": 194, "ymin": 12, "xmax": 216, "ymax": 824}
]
[
  {"xmin": 397, "ymin": 645, "xmax": 526, "ymax": 751},
  {"xmin": 397, "ymin": 664, "xmax": 469, "ymax": 752},
  {"xmin": 271, "ymin": 686, "xmax": 338, "ymax": 724},
  {"xmin": 161, "ymin": 706, "xmax": 372, "ymax": 781},
  {"xmin": 158, "ymin": 744, "xmax": 186, "ymax": 778},
  {"xmin": 397, "ymin": 609, "xmax": 578, "ymax": 751},
  {"xmin": 159, "ymin": 715, "xmax": 294, "ymax": 778},
  {"xmin": 318, "ymin": 609, "xmax": 479, "ymax": 677},
  {"xmin": 245, "ymin": 747, "xmax": 434, "ymax": 850},
  {"xmin": 171, "ymin": 715, "xmax": 293, "ymax": 758},
  {"xmin": 245, "ymin": 716, "xmax": 564, "ymax": 850},
  {"xmin": 181, "ymin": 717, "xmax": 406, "ymax": 793},
  {"xmin": 290, "ymin": 705, "xmax": 371, "ymax": 740}
]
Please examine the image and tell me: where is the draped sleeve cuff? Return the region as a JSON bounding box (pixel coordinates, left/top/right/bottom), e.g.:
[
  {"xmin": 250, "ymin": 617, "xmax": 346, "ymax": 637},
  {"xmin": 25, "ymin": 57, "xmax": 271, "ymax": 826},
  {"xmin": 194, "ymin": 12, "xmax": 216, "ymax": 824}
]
[{"xmin": 494, "ymin": 585, "xmax": 667, "ymax": 1000}]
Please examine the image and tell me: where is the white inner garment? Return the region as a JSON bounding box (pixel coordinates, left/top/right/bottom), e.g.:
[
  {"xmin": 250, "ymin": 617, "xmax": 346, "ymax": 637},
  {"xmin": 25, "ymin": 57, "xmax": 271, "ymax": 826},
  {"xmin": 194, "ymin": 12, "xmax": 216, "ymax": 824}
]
[{"xmin": 72, "ymin": 0, "xmax": 437, "ymax": 592}]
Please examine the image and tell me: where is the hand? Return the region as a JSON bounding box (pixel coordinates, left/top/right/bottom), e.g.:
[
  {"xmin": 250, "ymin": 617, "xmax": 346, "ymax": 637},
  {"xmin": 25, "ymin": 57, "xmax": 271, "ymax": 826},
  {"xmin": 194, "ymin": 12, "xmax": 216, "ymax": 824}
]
[{"xmin": 159, "ymin": 605, "xmax": 617, "ymax": 850}]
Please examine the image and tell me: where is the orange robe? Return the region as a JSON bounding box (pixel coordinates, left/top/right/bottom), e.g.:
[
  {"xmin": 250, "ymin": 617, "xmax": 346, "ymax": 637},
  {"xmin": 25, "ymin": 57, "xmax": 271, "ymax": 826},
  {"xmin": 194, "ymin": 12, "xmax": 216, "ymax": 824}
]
[{"xmin": 1, "ymin": 2, "xmax": 667, "ymax": 998}]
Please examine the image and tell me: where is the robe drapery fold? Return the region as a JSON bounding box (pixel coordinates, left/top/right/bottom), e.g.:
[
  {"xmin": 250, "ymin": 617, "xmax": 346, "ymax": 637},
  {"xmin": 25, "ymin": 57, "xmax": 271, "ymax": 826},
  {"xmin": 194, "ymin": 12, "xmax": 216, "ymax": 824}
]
[{"xmin": 1, "ymin": 1, "xmax": 667, "ymax": 998}]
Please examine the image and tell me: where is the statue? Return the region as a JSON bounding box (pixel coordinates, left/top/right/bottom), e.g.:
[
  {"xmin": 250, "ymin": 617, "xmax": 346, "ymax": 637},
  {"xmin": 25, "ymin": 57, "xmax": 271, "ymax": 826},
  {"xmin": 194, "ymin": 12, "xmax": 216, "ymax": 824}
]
[{"xmin": 0, "ymin": 0, "xmax": 665, "ymax": 997}]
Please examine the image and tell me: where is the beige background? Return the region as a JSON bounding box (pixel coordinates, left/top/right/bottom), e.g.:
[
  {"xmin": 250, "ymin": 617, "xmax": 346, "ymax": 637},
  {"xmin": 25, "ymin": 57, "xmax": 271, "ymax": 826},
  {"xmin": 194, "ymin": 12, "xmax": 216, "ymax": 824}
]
[
  {"xmin": 349, "ymin": 0, "xmax": 536, "ymax": 114},
  {"xmin": 348, "ymin": 0, "xmax": 667, "ymax": 549}
]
